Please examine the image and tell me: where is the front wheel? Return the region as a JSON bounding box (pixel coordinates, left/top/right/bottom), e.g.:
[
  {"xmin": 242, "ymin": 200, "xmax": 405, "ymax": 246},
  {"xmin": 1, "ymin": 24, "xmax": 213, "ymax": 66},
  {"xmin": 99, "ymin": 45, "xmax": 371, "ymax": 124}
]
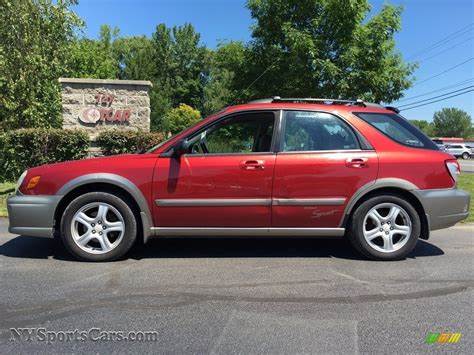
[
  {"xmin": 462, "ymin": 152, "xmax": 470, "ymax": 160},
  {"xmin": 60, "ymin": 192, "xmax": 137, "ymax": 261},
  {"xmin": 348, "ymin": 195, "xmax": 421, "ymax": 261}
]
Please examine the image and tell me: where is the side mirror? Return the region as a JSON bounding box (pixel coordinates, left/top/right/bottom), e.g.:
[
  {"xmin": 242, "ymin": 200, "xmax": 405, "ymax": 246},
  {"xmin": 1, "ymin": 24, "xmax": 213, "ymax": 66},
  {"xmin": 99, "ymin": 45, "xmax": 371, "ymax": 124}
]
[{"xmin": 172, "ymin": 139, "xmax": 190, "ymax": 158}]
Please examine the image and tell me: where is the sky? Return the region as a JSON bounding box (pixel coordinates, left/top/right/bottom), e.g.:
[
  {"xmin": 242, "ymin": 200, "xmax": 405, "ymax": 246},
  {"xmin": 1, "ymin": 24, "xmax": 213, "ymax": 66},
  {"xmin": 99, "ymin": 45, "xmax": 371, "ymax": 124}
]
[{"xmin": 73, "ymin": 0, "xmax": 473, "ymax": 122}]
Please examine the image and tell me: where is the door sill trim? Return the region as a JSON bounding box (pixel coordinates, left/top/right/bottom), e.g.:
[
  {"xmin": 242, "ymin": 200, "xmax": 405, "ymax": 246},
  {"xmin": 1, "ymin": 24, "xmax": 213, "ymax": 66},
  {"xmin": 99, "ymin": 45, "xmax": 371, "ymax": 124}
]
[{"xmin": 150, "ymin": 227, "xmax": 345, "ymax": 237}]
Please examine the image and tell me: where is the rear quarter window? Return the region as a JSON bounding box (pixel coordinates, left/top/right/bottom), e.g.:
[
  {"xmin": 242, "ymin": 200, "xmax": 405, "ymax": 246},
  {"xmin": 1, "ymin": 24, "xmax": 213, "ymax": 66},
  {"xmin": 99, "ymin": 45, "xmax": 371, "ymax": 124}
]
[{"xmin": 354, "ymin": 112, "xmax": 439, "ymax": 150}]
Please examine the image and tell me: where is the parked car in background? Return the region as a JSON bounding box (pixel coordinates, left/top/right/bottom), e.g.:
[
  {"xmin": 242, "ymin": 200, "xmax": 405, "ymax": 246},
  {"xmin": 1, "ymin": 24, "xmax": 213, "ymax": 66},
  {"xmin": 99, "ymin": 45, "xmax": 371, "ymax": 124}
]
[
  {"xmin": 434, "ymin": 142, "xmax": 447, "ymax": 151},
  {"xmin": 7, "ymin": 98, "xmax": 471, "ymax": 262},
  {"xmin": 445, "ymin": 143, "xmax": 472, "ymax": 159}
]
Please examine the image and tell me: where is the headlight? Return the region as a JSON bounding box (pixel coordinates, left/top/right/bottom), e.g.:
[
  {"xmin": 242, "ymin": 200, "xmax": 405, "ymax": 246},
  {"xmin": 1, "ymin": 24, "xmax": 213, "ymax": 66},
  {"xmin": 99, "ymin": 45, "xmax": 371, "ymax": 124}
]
[{"xmin": 15, "ymin": 170, "xmax": 27, "ymax": 194}]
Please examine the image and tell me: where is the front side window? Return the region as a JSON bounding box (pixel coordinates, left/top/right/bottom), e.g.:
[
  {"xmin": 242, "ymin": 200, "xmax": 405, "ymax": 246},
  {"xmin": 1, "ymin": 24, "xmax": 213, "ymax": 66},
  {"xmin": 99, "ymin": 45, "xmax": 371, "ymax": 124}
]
[
  {"xmin": 282, "ymin": 111, "xmax": 359, "ymax": 152},
  {"xmin": 354, "ymin": 112, "xmax": 438, "ymax": 150},
  {"xmin": 188, "ymin": 112, "xmax": 275, "ymax": 154}
]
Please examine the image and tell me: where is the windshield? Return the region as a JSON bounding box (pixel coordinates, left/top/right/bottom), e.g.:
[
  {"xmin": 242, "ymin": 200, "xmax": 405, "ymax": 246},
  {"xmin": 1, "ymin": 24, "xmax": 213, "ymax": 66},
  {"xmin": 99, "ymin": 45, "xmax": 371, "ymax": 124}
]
[
  {"xmin": 145, "ymin": 134, "xmax": 176, "ymax": 153},
  {"xmin": 354, "ymin": 112, "xmax": 439, "ymax": 150}
]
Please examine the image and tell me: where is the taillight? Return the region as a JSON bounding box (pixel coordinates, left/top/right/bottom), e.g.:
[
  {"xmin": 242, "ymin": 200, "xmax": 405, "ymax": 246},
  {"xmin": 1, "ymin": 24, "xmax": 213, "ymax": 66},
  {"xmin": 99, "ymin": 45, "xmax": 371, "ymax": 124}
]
[{"xmin": 445, "ymin": 159, "xmax": 460, "ymax": 183}]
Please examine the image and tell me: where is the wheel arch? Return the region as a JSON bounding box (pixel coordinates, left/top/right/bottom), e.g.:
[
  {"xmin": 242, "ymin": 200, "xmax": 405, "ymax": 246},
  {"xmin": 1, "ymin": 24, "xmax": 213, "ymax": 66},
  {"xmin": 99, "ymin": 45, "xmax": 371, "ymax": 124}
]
[
  {"xmin": 54, "ymin": 174, "xmax": 153, "ymax": 243},
  {"xmin": 341, "ymin": 179, "xmax": 429, "ymax": 240}
]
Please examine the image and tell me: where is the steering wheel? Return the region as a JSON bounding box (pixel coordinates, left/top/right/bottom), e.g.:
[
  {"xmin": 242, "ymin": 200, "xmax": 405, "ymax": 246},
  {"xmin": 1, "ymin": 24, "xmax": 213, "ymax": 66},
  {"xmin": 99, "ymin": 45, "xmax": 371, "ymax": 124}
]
[
  {"xmin": 190, "ymin": 138, "xmax": 210, "ymax": 154},
  {"xmin": 200, "ymin": 138, "xmax": 209, "ymax": 154}
]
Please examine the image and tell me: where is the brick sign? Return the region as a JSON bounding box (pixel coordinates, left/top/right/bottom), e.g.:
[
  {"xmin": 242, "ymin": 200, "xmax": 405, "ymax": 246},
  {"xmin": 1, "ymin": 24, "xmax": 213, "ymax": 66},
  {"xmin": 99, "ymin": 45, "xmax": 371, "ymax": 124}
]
[{"xmin": 59, "ymin": 78, "xmax": 152, "ymax": 140}]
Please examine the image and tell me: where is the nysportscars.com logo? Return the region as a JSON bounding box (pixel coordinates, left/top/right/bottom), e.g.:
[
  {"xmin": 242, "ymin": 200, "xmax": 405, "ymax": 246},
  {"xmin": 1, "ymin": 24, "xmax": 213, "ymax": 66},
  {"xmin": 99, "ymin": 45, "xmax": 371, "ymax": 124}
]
[
  {"xmin": 425, "ymin": 332, "xmax": 462, "ymax": 344},
  {"xmin": 10, "ymin": 327, "xmax": 158, "ymax": 344}
]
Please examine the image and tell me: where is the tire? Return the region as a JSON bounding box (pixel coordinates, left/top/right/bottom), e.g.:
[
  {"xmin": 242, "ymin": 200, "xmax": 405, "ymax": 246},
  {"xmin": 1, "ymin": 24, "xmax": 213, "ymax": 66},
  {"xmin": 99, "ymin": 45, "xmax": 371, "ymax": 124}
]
[
  {"xmin": 348, "ymin": 194, "xmax": 421, "ymax": 261},
  {"xmin": 462, "ymin": 152, "xmax": 470, "ymax": 160},
  {"xmin": 60, "ymin": 192, "xmax": 137, "ymax": 262}
]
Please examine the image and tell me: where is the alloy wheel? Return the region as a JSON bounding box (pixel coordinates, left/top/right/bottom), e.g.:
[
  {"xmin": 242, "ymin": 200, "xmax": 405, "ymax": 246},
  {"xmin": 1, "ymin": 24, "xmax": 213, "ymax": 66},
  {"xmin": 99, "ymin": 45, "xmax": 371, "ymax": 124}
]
[
  {"xmin": 70, "ymin": 202, "xmax": 125, "ymax": 254},
  {"xmin": 362, "ymin": 202, "xmax": 412, "ymax": 253}
]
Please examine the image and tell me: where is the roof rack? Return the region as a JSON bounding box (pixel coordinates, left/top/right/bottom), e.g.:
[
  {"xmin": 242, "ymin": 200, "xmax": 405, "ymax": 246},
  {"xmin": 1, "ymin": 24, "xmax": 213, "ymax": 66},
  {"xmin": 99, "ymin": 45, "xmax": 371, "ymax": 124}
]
[{"xmin": 247, "ymin": 96, "xmax": 399, "ymax": 112}]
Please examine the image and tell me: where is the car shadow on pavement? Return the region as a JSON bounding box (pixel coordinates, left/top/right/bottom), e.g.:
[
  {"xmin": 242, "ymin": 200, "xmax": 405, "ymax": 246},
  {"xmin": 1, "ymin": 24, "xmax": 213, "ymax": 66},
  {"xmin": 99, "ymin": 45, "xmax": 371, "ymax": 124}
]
[{"xmin": 0, "ymin": 236, "xmax": 444, "ymax": 261}]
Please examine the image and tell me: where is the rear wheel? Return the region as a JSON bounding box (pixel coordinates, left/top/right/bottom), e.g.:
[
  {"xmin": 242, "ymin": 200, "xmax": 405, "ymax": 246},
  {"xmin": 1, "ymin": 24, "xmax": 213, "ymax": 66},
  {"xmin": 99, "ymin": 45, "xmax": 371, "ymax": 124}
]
[
  {"xmin": 462, "ymin": 152, "xmax": 470, "ymax": 160},
  {"xmin": 60, "ymin": 192, "xmax": 137, "ymax": 261},
  {"xmin": 348, "ymin": 194, "xmax": 420, "ymax": 261}
]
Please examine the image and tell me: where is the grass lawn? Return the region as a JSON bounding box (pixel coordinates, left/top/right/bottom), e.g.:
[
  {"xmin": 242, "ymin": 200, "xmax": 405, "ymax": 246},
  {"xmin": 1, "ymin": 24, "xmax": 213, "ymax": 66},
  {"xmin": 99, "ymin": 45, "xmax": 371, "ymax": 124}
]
[
  {"xmin": 0, "ymin": 182, "xmax": 16, "ymax": 217},
  {"xmin": 458, "ymin": 173, "xmax": 474, "ymax": 223},
  {"xmin": 0, "ymin": 175, "xmax": 472, "ymax": 221}
]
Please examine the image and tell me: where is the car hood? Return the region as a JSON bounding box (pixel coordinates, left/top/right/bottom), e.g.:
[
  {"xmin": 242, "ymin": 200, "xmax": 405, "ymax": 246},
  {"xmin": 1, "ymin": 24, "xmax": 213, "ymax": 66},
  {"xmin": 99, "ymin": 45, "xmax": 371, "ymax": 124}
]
[{"xmin": 24, "ymin": 153, "xmax": 158, "ymax": 180}]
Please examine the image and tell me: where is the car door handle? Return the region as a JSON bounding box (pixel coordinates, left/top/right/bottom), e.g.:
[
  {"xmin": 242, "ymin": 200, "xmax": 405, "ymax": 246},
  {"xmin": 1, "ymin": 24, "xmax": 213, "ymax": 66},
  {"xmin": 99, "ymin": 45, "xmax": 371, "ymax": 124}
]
[
  {"xmin": 240, "ymin": 160, "xmax": 265, "ymax": 170},
  {"xmin": 346, "ymin": 157, "xmax": 368, "ymax": 168}
]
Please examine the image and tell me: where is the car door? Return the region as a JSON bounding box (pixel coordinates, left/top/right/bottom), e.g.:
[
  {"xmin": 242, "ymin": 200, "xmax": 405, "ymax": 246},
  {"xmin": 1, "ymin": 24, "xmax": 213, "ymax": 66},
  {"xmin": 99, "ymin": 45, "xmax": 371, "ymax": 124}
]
[
  {"xmin": 272, "ymin": 110, "xmax": 378, "ymax": 228},
  {"xmin": 153, "ymin": 111, "xmax": 278, "ymax": 228}
]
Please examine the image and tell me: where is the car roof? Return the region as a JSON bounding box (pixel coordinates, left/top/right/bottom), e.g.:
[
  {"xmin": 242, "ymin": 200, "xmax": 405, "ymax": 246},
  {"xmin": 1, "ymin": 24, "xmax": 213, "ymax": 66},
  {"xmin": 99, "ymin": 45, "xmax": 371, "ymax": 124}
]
[{"xmin": 221, "ymin": 102, "xmax": 396, "ymax": 115}]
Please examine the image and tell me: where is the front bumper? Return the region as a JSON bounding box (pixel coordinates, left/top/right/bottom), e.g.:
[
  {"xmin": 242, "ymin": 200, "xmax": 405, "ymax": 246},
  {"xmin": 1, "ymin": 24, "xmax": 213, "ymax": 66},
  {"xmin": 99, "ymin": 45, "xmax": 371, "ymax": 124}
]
[
  {"xmin": 7, "ymin": 194, "xmax": 62, "ymax": 237},
  {"xmin": 413, "ymin": 188, "xmax": 470, "ymax": 230}
]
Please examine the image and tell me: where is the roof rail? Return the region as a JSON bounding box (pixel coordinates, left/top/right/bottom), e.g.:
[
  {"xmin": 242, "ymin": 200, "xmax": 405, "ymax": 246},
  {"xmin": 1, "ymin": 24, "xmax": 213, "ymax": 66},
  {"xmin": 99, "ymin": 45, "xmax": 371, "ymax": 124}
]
[
  {"xmin": 247, "ymin": 96, "xmax": 399, "ymax": 112},
  {"xmin": 272, "ymin": 97, "xmax": 365, "ymax": 105}
]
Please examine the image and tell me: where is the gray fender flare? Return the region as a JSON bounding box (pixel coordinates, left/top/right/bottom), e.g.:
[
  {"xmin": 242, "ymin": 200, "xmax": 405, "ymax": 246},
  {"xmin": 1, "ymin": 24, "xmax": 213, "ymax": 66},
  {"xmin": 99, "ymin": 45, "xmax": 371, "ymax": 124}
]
[
  {"xmin": 340, "ymin": 178, "xmax": 420, "ymax": 227},
  {"xmin": 57, "ymin": 173, "xmax": 153, "ymax": 243}
]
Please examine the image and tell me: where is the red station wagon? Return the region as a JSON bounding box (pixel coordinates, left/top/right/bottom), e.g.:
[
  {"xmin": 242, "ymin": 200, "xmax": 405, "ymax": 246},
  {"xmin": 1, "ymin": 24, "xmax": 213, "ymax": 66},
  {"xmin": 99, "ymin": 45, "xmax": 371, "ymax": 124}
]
[{"xmin": 7, "ymin": 98, "xmax": 471, "ymax": 261}]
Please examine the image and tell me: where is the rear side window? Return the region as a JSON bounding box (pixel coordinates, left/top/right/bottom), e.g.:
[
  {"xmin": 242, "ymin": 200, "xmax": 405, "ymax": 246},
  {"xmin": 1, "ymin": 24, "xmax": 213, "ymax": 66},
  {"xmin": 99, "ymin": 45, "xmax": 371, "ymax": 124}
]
[
  {"xmin": 354, "ymin": 112, "xmax": 439, "ymax": 150},
  {"xmin": 282, "ymin": 111, "xmax": 359, "ymax": 152}
]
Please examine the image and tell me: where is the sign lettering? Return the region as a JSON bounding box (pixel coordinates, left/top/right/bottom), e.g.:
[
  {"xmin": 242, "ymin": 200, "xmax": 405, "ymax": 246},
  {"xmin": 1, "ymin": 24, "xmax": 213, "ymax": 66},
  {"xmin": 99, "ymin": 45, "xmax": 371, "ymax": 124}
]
[{"xmin": 80, "ymin": 93, "xmax": 131, "ymax": 125}]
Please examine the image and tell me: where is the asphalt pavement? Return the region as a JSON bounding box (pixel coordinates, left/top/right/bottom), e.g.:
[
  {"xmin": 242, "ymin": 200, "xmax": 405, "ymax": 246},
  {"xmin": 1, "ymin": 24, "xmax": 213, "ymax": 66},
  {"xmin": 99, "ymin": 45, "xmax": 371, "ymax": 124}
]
[{"xmin": 0, "ymin": 218, "xmax": 472, "ymax": 353}]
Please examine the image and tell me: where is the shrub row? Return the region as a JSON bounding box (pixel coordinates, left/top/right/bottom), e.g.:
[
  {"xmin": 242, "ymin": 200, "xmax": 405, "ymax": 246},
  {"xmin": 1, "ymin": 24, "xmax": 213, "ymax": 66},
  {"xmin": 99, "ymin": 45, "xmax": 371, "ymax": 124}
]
[
  {"xmin": 96, "ymin": 130, "xmax": 166, "ymax": 156},
  {"xmin": 0, "ymin": 129, "xmax": 89, "ymax": 182},
  {"xmin": 0, "ymin": 129, "xmax": 166, "ymax": 182}
]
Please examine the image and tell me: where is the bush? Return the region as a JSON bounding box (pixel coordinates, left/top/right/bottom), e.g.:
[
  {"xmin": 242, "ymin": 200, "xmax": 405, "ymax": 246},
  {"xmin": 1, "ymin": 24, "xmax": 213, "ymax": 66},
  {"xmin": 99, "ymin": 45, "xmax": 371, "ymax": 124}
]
[
  {"xmin": 96, "ymin": 130, "xmax": 166, "ymax": 156},
  {"xmin": 0, "ymin": 129, "xmax": 90, "ymax": 182},
  {"xmin": 162, "ymin": 104, "xmax": 201, "ymax": 135}
]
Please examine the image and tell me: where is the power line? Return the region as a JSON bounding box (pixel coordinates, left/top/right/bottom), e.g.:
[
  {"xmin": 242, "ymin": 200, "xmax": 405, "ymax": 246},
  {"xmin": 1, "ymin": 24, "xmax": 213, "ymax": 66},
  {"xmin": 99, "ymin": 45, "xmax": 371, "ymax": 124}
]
[
  {"xmin": 400, "ymin": 89, "xmax": 474, "ymax": 111},
  {"xmin": 412, "ymin": 57, "xmax": 474, "ymax": 87},
  {"xmin": 396, "ymin": 78, "xmax": 474, "ymax": 103},
  {"xmin": 398, "ymin": 85, "xmax": 474, "ymax": 108},
  {"xmin": 417, "ymin": 37, "xmax": 474, "ymax": 63},
  {"xmin": 407, "ymin": 23, "xmax": 473, "ymax": 60},
  {"xmin": 242, "ymin": 63, "xmax": 276, "ymax": 94},
  {"xmin": 229, "ymin": 62, "xmax": 277, "ymax": 106}
]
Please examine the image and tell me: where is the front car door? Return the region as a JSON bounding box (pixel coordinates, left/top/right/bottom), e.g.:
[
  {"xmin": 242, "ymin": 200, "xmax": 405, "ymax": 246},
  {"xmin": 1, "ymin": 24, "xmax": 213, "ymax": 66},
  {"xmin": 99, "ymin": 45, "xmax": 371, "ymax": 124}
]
[
  {"xmin": 272, "ymin": 110, "xmax": 378, "ymax": 229},
  {"xmin": 153, "ymin": 111, "xmax": 278, "ymax": 230}
]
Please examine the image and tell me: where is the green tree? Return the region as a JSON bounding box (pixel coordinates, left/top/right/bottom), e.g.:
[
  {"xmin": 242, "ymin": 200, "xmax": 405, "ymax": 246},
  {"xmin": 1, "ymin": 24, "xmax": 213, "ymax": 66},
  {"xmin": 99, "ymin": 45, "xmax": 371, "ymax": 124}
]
[
  {"xmin": 432, "ymin": 108, "xmax": 472, "ymax": 138},
  {"xmin": 149, "ymin": 23, "xmax": 208, "ymax": 130},
  {"xmin": 67, "ymin": 25, "xmax": 120, "ymax": 79},
  {"xmin": 162, "ymin": 104, "xmax": 201, "ymax": 135},
  {"xmin": 0, "ymin": 0, "xmax": 82, "ymax": 130},
  {"xmin": 238, "ymin": 0, "xmax": 415, "ymax": 102},
  {"xmin": 114, "ymin": 36, "xmax": 155, "ymax": 81},
  {"xmin": 202, "ymin": 41, "xmax": 247, "ymax": 115},
  {"xmin": 409, "ymin": 119, "xmax": 434, "ymax": 136}
]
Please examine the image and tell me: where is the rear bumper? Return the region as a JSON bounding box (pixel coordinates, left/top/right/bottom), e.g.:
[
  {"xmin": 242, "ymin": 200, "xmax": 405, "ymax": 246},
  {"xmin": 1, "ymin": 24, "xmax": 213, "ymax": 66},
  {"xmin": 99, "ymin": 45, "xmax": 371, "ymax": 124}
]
[
  {"xmin": 7, "ymin": 194, "xmax": 61, "ymax": 238},
  {"xmin": 413, "ymin": 188, "xmax": 470, "ymax": 230}
]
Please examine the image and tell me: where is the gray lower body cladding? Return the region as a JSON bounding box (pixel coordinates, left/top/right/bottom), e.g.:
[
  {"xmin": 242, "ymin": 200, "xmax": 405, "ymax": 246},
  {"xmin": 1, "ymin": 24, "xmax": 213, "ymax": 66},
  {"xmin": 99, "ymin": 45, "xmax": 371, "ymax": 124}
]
[
  {"xmin": 412, "ymin": 188, "xmax": 470, "ymax": 230},
  {"xmin": 6, "ymin": 187, "xmax": 470, "ymax": 239},
  {"xmin": 7, "ymin": 194, "xmax": 61, "ymax": 237}
]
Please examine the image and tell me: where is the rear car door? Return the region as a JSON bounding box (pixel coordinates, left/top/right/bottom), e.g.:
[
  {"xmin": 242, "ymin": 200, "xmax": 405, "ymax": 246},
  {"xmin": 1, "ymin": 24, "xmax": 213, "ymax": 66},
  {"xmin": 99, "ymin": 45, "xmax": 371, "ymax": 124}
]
[
  {"xmin": 272, "ymin": 110, "xmax": 378, "ymax": 228},
  {"xmin": 153, "ymin": 111, "xmax": 278, "ymax": 227}
]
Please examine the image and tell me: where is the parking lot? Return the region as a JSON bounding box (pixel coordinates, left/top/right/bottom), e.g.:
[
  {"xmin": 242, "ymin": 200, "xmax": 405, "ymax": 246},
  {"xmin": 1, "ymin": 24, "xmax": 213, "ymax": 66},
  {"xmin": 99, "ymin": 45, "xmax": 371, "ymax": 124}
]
[{"xmin": 0, "ymin": 218, "xmax": 472, "ymax": 353}]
